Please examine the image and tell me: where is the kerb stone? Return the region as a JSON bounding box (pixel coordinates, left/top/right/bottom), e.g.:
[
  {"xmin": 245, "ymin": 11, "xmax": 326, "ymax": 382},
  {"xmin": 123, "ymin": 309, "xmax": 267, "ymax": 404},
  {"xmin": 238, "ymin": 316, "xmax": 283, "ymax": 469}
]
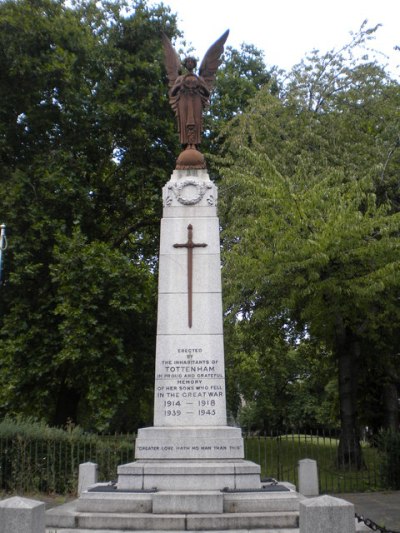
[
  {"xmin": 300, "ymin": 494, "xmax": 355, "ymax": 533},
  {"xmin": 0, "ymin": 496, "xmax": 45, "ymax": 533}
]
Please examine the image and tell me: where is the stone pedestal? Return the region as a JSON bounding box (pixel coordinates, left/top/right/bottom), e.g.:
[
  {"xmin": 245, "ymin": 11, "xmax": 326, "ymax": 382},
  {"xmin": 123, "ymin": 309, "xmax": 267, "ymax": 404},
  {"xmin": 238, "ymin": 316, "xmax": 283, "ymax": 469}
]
[
  {"xmin": 300, "ymin": 495, "xmax": 355, "ymax": 533},
  {"xmin": 0, "ymin": 496, "xmax": 45, "ymax": 533},
  {"xmin": 134, "ymin": 426, "xmax": 244, "ymax": 460}
]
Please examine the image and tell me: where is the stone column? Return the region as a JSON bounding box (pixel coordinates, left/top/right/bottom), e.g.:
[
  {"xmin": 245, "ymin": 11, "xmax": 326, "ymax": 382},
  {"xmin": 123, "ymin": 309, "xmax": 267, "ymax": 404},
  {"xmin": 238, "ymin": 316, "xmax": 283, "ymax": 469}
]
[
  {"xmin": 133, "ymin": 169, "xmax": 245, "ymax": 462},
  {"xmin": 300, "ymin": 495, "xmax": 355, "ymax": 533},
  {"xmin": 0, "ymin": 496, "xmax": 45, "ymax": 533}
]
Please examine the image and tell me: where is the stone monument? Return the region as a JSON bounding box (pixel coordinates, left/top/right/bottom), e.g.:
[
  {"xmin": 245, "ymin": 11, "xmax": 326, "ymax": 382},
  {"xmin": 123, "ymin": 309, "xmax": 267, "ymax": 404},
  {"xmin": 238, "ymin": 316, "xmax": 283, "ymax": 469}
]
[
  {"xmin": 112, "ymin": 29, "xmax": 264, "ymax": 499},
  {"xmin": 46, "ymin": 31, "xmax": 301, "ymax": 532}
]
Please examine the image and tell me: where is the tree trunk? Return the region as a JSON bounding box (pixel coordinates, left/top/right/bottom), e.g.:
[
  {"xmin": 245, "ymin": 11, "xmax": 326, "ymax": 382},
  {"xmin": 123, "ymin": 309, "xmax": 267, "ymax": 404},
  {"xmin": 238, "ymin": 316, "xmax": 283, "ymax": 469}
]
[
  {"xmin": 336, "ymin": 321, "xmax": 363, "ymax": 469},
  {"xmin": 383, "ymin": 380, "xmax": 399, "ymax": 431}
]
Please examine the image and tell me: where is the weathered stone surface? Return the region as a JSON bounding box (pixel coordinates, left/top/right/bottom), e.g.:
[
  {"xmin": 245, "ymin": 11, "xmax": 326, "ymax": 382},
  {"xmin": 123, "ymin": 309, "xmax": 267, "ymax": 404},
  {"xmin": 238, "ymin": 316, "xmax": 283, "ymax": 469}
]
[
  {"xmin": 46, "ymin": 500, "xmax": 78, "ymax": 528},
  {"xmin": 134, "ymin": 426, "xmax": 244, "ymax": 460},
  {"xmin": 158, "ymin": 253, "xmax": 222, "ymax": 294},
  {"xmin": 300, "ymin": 495, "xmax": 355, "ymax": 533},
  {"xmin": 77, "ymin": 512, "xmax": 185, "ymax": 530},
  {"xmin": 45, "ymin": 517, "xmax": 371, "ymax": 532},
  {"xmin": 281, "ymin": 481, "xmax": 297, "ymax": 491},
  {"xmin": 153, "ymin": 334, "xmax": 227, "ymax": 428},
  {"xmin": 117, "ymin": 460, "xmax": 261, "ymax": 491},
  {"xmin": 78, "ymin": 462, "xmax": 98, "ymax": 496},
  {"xmin": 77, "ymin": 491, "xmax": 152, "ymax": 513},
  {"xmin": 152, "ymin": 491, "xmax": 223, "ymax": 514},
  {"xmin": 298, "ymin": 458, "xmax": 319, "ymax": 497},
  {"xmin": 0, "ymin": 496, "xmax": 45, "ymax": 533},
  {"xmin": 157, "ymin": 292, "xmax": 223, "ymax": 335},
  {"xmin": 159, "ymin": 217, "xmax": 221, "ymax": 256},
  {"xmin": 223, "ymin": 491, "xmax": 300, "ymax": 513},
  {"xmin": 185, "ymin": 511, "xmax": 299, "ymax": 530},
  {"xmin": 163, "ymin": 205, "xmax": 218, "ymax": 218}
]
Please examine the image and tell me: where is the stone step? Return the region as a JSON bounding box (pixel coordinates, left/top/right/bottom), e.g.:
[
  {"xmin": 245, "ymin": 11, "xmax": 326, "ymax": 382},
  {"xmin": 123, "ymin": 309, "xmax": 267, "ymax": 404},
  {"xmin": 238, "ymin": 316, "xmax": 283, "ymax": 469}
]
[
  {"xmin": 77, "ymin": 490, "xmax": 300, "ymax": 515},
  {"xmin": 48, "ymin": 510, "xmax": 299, "ymax": 531},
  {"xmin": 187, "ymin": 511, "xmax": 299, "ymax": 530},
  {"xmin": 46, "ymin": 519, "xmax": 370, "ymax": 533},
  {"xmin": 118, "ymin": 460, "xmax": 261, "ymax": 491},
  {"xmin": 78, "ymin": 491, "xmax": 225, "ymax": 515},
  {"xmin": 46, "ymin": 526, "xmax": 370, "ymax": 533},
  {"xmin": 46, "ymin": 529, "xmax": 299, "ymax": 533},
  {"xmin": 224, "ymin": 492, "xmax": 301, "ymax": 513}
]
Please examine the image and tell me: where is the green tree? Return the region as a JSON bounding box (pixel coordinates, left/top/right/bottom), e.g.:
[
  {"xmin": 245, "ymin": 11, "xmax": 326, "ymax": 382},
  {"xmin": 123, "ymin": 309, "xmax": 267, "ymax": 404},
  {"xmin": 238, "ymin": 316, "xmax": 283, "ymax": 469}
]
[
  {"xmin": 0, "ymin": 0, "xmax": 179, "ymax": 431},
  {"xmin": 204, "ymin": 43, "xmax": 277, "ymax": 171},
  {"xmin": 219, "ymin": 24, "xmax": 400, "ymax": 465},
  {"xmin": 226, "ymin": 318, "xmax": 335, "ymax": 432}
]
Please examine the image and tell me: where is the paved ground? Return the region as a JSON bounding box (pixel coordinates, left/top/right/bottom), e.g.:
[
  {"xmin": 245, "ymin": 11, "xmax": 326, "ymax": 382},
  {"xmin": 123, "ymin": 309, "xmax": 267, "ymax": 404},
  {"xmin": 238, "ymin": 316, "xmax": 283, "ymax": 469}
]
[{"xmin": 335, "ymin": 492, "xmax": 400, "ymax": 531}]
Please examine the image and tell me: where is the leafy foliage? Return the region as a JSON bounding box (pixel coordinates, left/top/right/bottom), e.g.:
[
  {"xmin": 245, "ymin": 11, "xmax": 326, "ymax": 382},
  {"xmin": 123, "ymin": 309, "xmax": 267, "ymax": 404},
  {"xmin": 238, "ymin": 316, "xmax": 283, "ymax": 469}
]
[
  {"xmin": 0, "ymin": 0, "xmax": 180, "ymax": 431},
  {"xmin": 219, "ymin": 23, "xmax": 400, "ymax": 461},
  {"xmin": 205, "ymin": 43, "xmax": 277, "ymax": 172}
]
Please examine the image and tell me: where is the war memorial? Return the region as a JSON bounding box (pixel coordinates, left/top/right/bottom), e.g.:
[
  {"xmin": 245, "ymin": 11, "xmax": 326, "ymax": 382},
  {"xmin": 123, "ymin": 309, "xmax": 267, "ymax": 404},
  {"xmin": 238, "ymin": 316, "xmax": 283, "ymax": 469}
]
[{"xmin": 7, "ymin": 29, "xmax": 362, "ymax": 533}]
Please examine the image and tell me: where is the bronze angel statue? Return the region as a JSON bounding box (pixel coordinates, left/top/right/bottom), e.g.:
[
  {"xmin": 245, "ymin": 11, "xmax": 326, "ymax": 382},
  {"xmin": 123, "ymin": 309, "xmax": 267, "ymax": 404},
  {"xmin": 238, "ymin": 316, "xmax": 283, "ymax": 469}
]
[{"xmin": 162, "ymin": 30, "xmax": 229, "ymax": 167}]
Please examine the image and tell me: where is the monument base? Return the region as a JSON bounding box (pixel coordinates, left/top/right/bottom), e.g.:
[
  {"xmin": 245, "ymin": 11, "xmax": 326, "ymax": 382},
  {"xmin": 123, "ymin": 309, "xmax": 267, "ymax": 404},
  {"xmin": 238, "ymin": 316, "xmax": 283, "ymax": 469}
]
[
  {"xmin": 46, "ymin": 484, "xmax": 302, "ymax": 531},
  {"xmin": 46, "ymin": 427, "xmax": 304, "ymax": 531},
  {"xmin": 118, "ymin": 459, "xmax": 261, "ymax": 491},
  {"xmin": 134, "ymin": 425, "xmax": 245, "ymax": 460},
  {"xmin": 120, "ymin": 425, "xmax": 259, "ymax": 490}
]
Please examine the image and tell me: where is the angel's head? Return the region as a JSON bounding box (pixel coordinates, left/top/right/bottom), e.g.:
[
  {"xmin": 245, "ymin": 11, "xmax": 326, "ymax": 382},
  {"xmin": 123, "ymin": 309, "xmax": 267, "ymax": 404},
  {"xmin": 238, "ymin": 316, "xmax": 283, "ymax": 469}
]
[{"xmin": 183, "ymin": 56, "xmax": 197, "ymax": 73}]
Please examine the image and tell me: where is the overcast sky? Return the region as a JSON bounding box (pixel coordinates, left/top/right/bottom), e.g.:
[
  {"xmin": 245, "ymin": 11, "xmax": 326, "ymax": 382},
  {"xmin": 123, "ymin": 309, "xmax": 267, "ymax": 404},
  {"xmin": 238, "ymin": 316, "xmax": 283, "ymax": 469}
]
[{"xmin": 151, "ymin": 0, "xmax": 399, "ymax": 78}]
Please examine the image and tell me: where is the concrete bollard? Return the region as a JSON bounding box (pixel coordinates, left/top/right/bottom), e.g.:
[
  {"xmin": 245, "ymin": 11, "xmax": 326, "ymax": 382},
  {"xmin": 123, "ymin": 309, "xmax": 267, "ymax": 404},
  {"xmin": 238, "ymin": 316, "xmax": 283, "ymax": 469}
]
[
  {"xmin": 298, "ymin": 458, "xmax": 319, "ymax": 496},
  {"xmin": 78, "ymin": 461, "xmax": 98, "ymax": 495},
  {"xmin": 0, "ymin": 496, "xmax": 45, "ymax": 533},
  {"xmin": 300, "ymin": 494, "xmax": 355, "ymax": 533}
]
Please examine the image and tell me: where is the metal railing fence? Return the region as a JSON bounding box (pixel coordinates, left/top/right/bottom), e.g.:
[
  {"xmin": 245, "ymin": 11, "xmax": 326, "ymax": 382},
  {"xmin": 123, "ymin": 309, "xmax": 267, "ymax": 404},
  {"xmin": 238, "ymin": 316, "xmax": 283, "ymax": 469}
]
[
  {"xmin": 0, "ymin": 428, "xmax": 397, "ymax": 495},
  {"xmin": 0, "ymin": 433, "xmax": 135, "ymax": 494},
  {"xmin": 243, "ymin": 428, "xmax": 392, "ymax": 494}
]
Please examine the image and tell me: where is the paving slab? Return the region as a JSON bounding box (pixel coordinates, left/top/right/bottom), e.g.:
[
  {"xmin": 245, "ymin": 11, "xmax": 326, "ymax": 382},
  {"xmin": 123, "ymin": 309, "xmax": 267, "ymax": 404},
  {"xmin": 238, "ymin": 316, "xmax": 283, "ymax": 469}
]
[{"xmin": 334, "ymin": 492, "xmax": 400, "ymax": 532}]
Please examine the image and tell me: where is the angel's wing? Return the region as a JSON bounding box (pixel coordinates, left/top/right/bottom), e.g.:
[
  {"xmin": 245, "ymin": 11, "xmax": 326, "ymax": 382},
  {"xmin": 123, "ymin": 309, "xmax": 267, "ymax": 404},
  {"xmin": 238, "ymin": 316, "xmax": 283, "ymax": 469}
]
[
  {"xmin": 199, "ymin": 30, "xmax": 229, "ymax": 91},
  {"xmin": 161, "ymin": 33, "xmax": 181, "ymax": 87}
]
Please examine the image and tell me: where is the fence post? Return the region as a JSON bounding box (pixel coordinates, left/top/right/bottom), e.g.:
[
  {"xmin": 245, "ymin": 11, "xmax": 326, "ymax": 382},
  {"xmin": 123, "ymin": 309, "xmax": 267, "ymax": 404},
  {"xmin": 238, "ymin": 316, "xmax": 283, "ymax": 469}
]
[
  {"xmin": 300, "ymin": 495, "xmax": 355, "ymax": 533},
  {"xmin": 298, "ymin": 458, "xmax": 319, "ymax": 496},
  {"xmin": 0, "ymin": 496, "xmax": 45, "ymax": 533},
  {"xmin": 78, "ymin": 461, "xmax": 98, "ymax": 495}
]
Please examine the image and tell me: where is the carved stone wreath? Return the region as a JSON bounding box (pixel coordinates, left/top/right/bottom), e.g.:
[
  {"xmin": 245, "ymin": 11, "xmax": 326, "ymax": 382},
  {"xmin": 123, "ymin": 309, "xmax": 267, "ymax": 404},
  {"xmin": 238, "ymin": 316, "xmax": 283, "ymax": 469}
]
[{"xmin": 168, "ymin": 179, "xmax": 213, "ymax": 205}]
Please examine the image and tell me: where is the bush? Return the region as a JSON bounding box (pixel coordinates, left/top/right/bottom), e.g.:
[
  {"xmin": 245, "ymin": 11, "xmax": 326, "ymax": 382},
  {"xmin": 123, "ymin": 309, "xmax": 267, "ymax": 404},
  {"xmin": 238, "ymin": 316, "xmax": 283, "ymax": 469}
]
[{"xmin": 0, "ymin": 417, "xmax": 135, "ymax": 494}]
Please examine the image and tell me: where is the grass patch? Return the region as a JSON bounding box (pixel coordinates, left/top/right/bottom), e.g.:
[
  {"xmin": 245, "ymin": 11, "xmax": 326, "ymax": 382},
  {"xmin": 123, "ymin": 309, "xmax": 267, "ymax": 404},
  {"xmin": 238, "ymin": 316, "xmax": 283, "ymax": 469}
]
[{"xmin": 244, "ymin": 433, "xmax": 385, "ymax": 493}]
